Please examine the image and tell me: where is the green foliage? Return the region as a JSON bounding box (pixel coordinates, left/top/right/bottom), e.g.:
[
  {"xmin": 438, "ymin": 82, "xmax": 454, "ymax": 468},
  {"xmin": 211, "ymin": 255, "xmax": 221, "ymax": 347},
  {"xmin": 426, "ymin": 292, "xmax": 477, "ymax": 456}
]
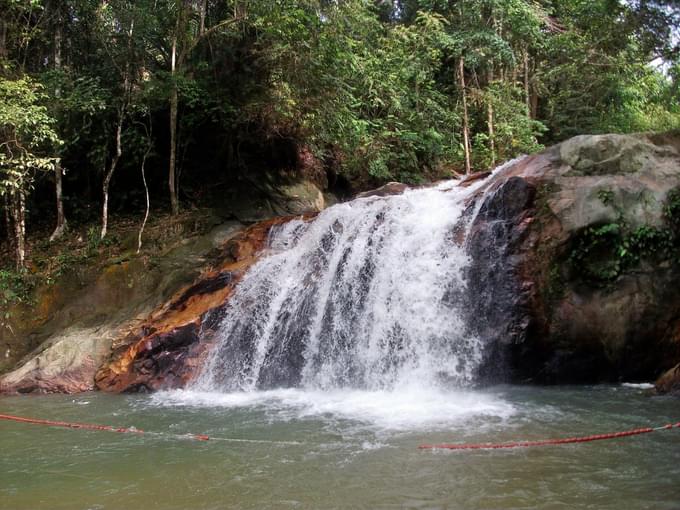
[
  {"xmin": 0, "ymin": 76, "xmax": 61, "ymax": 194},
  {"xmin": 0, "ymin": 269, "xmax": 34, "ymax": 309},
  {"xmin": 0, "ymin": 0, "xmax": 679, "ymax": 267},
  {"xmin": 663, "ymin": 188, "xmax": 680, "ymax": 230},
  {"xmin": 597, "ymin": 189, "xmax": 615, "ymax": 207},
  {"xmin": 569, "ymin": 220, "xmax": 677, "ymax": 285}
]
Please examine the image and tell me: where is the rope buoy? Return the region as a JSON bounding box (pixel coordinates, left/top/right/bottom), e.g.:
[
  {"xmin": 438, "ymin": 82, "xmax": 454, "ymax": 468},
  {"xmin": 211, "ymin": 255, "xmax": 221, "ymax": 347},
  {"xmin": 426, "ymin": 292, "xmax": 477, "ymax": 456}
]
[
  {"xmin": 0, "ymin": 413, "xmax": 210, "ymax": 441},
  {"xmin": 419, "ymin": 422, "xmax": 680, "ymax": 450}
]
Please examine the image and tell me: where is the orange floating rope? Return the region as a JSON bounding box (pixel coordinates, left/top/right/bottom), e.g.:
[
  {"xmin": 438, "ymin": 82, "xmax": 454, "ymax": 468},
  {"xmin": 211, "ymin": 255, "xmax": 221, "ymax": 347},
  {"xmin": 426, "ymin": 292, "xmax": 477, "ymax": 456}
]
[
  {"xmin": 0, "ymin": 413, "xmax": 209, "ymax": 441},
  {"xmin": 419, "ymin": 422, "xmax": 680, "ymax": 450}
]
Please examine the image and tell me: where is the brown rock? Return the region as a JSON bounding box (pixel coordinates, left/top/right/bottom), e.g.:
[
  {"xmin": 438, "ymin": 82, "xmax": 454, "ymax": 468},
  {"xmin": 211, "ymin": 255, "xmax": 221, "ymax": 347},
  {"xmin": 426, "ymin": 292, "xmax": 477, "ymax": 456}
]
[
  {"xmin": 355, "ymin": 182, "xmax": 408, "ymax": 199},
  {"xmin": 655, "ymin": 363, "xmax": 680, "ymax": 395},
  {"xmin": 459, "ymin": 171, "xmax": 491, "ymax": 187},
  {"xmin": 95, "ymin": 215, "xmax": 314, "ymax": 393}
]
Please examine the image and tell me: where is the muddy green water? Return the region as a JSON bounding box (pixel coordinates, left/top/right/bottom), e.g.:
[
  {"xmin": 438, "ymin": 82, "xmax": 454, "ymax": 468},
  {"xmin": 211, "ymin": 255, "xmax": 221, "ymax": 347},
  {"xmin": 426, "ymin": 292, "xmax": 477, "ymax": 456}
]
[{"xmin": 1, "ymin": 385, "xmax": 678, "ymax": 510}]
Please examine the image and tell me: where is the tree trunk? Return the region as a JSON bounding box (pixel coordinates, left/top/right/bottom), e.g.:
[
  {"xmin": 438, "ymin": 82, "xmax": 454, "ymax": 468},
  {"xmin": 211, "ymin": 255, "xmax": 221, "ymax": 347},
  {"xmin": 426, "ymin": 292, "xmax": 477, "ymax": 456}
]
[
  {"xmin": 137, "ymin": 134, "xmax": 152, "ymax": 254},
  {"xmin": 459, "ymin": 57, "xmax": 471, "ymax": 175},
  {"xmin": 530, "ymin": 59, "xmax": 539, "ymax": 119},
  {"xmin": 49, "ymin": 164, "xmax": 67, "ymax": 241},
  {"xmin": 0, "ymin": 17, "xmax": 7, "ymax": 59},
  {"xmin": 487, "ymin": 67, "xmax": 496, "ymax": 167},
  {"xmin": 50, "ymin": 8, "xmax": 67, "ymax": 241},
  {"xmin": 199, "ymin": 0, "xmax": 207, "ymax": 36},
  {"xmin": 100, "ymin": 18, "xmax": 133, "ymax": 239},
  {"xmin": 169, "ymin": 26, "xmax": 180, "ymax": 216},
  {"xmin": 523, "ymin": 47, "xmax": 531, "ymax": 116},
  {"xmin": 12, "ymin": 191, "xmax": 26, "ymax": 270},
  {"xmin": 101, "ymin": 109, "xmax": 123, "ymax": 240},
  {"xmin": 3, "ymin": 194, "xmax": 13, "ymax": 254}
]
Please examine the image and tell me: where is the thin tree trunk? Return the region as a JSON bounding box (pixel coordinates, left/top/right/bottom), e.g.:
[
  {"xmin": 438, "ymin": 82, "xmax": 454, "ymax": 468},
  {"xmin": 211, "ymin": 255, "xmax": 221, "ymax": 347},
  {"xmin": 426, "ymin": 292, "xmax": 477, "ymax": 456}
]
[
  {"xmin": 3, "ymin": 194, "xmax": 13, "ymax": 254},
  {"xmin": 101, "ymin": 18, "xmax": 133, "ymax": 239},
  {"xmin": 199, "ymin": 0, "xmax": 207, "ymax": 36},
  {"xmin": 12, "ymin": 191, "xmax": 26, "ymax": 270},
  {"xmin": 530, "ymin": 87, "xmax": 539, "ymax": 120},
  {"xmin": 169, "ymin": 24, "xmax": 179, "ymax": 216},
  {"xmin": 530, "ymin": 59, "xmax": 539, "ymax": 119},
  {"xmin": 0, "ymin": 17, "xmax": 7, "ymax": 59},
  {"xmin": 49, "ymin": 164, "xmax": 67, "ymax": 241},
  {"xmin": 50, "ymin": 7, "xmax": 67, "ymax": 241},
  {"xmin": 523, "ymin": 47, "xmax": 531, "ymax": 116},
  {"xmin": 101, "ymin": 109, "xmax": 123, "ymax": 240},
  {"xmin": 137, "ymin": 134, "xmax": 152, "ymax": 254},
  {"xmin": 459, "ymin": 57, "xmax": 471, "ymax": 175},
  {"xmin": 487, "ymin": 67, "xmax": 496, "ymax": 167}
]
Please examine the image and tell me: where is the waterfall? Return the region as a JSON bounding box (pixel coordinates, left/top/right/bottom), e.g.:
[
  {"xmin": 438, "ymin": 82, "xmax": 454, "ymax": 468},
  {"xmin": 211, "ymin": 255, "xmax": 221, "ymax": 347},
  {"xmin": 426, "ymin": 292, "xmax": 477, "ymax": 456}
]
[{"xmin": 194, "ymin": 177, "xmax": 497, "ymax": 393}]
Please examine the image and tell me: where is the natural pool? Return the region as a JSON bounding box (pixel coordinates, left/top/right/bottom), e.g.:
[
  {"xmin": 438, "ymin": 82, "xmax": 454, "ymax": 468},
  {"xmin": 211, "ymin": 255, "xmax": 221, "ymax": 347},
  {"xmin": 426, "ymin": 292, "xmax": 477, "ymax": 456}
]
[{"xmin": 1, "ymin": 385, "xmax": 678, "ymax": 510}]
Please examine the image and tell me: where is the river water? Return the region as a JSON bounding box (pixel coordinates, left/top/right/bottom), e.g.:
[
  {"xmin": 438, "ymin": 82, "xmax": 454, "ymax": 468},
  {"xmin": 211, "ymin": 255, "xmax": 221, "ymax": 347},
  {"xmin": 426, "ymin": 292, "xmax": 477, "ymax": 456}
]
[{"xmin": 1, "ymin": 384, "xmax": 678, "ymax": 509}]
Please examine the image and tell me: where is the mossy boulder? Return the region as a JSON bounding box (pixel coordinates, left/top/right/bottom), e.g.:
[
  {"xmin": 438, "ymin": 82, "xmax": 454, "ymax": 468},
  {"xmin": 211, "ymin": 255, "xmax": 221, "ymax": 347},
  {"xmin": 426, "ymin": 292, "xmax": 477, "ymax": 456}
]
[{"xmin": 467, "ymin": 132, "xmax": 680, "ymax": 384}]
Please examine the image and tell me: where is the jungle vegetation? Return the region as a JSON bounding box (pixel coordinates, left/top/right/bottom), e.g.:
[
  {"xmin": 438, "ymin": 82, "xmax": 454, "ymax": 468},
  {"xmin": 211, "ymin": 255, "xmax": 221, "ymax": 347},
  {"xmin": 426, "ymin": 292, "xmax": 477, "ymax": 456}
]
[{"xmin": 0, "ymin": 0, "xmax": 678, "ymax": 271}]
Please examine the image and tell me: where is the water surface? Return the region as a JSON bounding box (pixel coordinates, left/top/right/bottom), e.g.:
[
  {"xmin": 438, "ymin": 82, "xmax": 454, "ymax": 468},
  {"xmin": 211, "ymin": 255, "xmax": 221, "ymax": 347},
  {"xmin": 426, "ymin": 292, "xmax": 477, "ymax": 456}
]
[{"xmin": 1, "ymin": 385, "xmax": 678, "ymax": 509}]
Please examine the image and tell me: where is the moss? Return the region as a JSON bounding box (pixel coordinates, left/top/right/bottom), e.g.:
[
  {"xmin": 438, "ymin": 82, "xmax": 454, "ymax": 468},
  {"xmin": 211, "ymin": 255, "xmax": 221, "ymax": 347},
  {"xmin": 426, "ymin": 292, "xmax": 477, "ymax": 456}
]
[{"xmin": 546, "ymin": 263, "xmax": 566, "ymax": 303}]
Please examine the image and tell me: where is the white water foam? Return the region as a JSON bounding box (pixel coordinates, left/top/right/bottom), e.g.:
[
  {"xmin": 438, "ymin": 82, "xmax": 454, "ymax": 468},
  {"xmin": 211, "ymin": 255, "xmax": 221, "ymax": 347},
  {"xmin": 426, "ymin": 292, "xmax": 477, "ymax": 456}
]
[
  {"xmin": 152, "ymin": 387, "xmax": 515, "ymax": 431},
  {"xmin": 621, "ymin": 382, "xmax": 655, "ymax": 389}
]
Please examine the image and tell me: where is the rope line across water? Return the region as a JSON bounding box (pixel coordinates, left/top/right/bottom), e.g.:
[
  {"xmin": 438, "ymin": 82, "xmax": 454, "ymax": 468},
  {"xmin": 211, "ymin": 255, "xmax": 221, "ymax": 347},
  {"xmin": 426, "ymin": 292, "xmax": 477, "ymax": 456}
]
[
  {"xmin": 3, "ymin": 413, "xmax": 678, "ymax": 450},
  {"xmin": 0, "ymin": 413, "xmax": 305, "ymax": 445},
  {"xmin": 418, "ymin": 422, "xmax": 680, "ymax": 450},
  {"xmin": 0, "ymin": 413, "xmax": 205, "ymax": 442}
]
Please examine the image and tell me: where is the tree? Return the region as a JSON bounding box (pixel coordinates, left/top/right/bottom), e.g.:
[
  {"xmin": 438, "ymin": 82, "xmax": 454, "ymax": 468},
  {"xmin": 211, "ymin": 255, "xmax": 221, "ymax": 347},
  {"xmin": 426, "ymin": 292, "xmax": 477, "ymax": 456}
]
[
  {"xmin": 163, "ymin": 0, "xmax": 245, "ymax": 215},
  {"xmin": 0, "ymin": 76, "xmax": 61, "ymax": 268}
]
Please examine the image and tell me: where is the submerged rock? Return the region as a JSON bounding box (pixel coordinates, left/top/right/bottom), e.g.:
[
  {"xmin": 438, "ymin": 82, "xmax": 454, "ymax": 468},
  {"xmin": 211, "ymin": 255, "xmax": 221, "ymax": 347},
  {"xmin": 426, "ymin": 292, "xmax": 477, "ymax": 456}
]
[{"xmin": 468, "ymin": 132, "xmax": 680, "ymax": 384}]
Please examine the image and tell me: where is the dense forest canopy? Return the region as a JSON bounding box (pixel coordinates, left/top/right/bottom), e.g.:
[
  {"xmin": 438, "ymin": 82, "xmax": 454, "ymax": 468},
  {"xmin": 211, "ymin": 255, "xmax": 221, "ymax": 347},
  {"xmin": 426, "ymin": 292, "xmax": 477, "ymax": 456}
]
[{"xmin": 0, "ymin": 0, "xmax": 679, "ymax": 270}]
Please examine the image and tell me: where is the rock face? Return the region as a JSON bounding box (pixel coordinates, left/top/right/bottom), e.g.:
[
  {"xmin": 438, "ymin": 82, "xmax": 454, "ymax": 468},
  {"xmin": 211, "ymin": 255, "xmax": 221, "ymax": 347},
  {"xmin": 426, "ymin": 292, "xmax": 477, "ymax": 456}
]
[
  {"xmin": 655, "ymin": 363, "xmax": 680, "ymax": 395},
  {"xmin": 468, "ymin": 132, "xmax": 680, "ymax": 384},
  {"xmin": 0, "ymin": 327, "xmax": 115, "ymax": 393},
  {"xmin": 95, "ymin": 216, "xmax": 312, "ymax": 392},
  {"xmin": 0, "ymin": 218, "xmax": 245, "ymax": 394}
]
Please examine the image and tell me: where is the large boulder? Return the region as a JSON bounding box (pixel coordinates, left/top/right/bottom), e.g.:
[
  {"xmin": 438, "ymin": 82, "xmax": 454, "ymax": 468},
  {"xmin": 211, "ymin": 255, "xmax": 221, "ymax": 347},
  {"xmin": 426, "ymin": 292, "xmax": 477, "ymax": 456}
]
[{"xmin": 467, "ymin": 132, "xmax": 680, "ymax": 384}]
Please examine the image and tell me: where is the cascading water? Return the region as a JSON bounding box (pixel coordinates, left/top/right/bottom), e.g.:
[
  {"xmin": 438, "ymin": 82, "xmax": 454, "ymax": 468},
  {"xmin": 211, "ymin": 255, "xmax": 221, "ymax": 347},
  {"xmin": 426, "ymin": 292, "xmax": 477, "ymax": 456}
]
[{"xmin": 193, "ymin": 177, "xmax": 496, "ymax": 395}]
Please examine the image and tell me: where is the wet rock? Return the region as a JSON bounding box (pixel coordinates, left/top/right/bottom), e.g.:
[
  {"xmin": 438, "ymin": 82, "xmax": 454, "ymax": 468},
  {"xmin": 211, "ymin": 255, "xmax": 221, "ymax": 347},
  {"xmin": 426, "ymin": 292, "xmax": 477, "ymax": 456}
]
[
  {"xmin": 223, "ymin": 179, "xmax": 326, "ymax": 223},
  {"xmin": 459, "ymin": 171, "xmax": 491, "ymax": 187},
  {"xmin": 468, "ymin": 132, "xmax": 680, "ymax": 384},
  {"xmin": 95, "ymin": 216, "xmax": 313, "ymax": 393},
  {"xmin": 355, "ymin": 182, "xmax": 408, "ymax": 199},
  {"xmin": 0, "ymin": 217, "xmax": 247, "ymax": 394},
  {"xmin": 655, "ymin": 363, "xmax": 680, "ymax": 395}
]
